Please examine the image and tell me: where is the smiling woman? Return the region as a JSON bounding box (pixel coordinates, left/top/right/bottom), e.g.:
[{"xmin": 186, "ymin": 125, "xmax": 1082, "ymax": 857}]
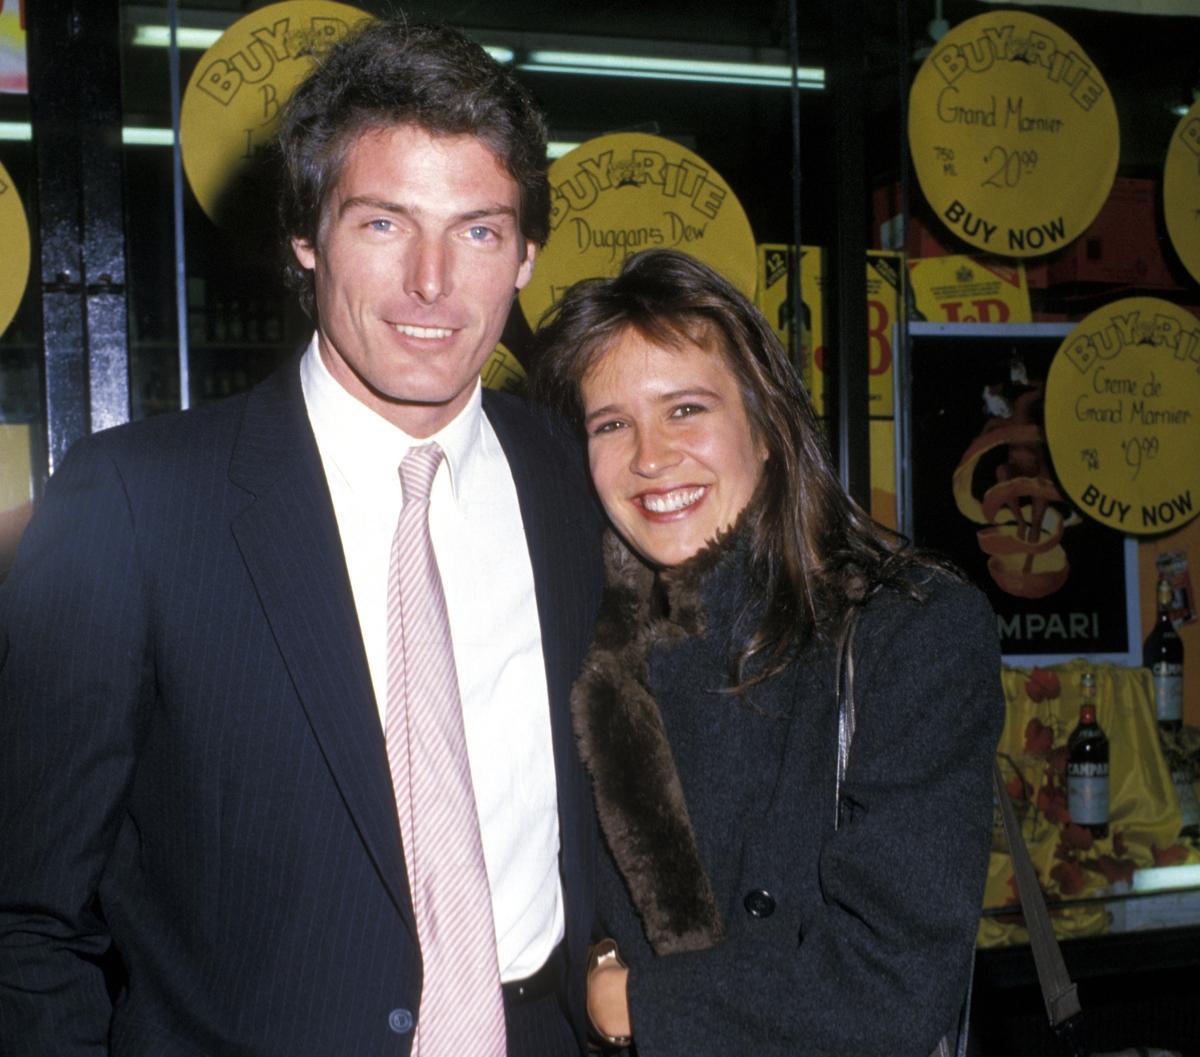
[
  {"xmin": 580, "ymin": 327, "xmax": 767, "ymax": 568},
  {"xmin": 530, "ymin": 249, "xmax": 1006, "ymax": 1057}
]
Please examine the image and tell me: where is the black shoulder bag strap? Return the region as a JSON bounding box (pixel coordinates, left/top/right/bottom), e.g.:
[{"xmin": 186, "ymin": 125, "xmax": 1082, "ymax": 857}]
[{"xmin": 991, "ymin": 760, "xmax": 1088, "ymax": 1056}]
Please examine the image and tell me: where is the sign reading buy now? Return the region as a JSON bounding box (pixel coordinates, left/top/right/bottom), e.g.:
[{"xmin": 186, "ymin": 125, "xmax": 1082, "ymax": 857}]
[
  {"xmin": 1045, "ymin": 298, "xmax": 1200, "ymax": 536},
  {"xmin": 908, "ymin": 10, "xmax": 1118, "ymax": 259}
]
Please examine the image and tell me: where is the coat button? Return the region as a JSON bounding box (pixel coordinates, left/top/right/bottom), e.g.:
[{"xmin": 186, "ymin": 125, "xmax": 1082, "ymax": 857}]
[
  {"xmin": 743, "ymin": 889, "xmax": 776, "ymax": 918},
  {"xmin": 388, "ymin": 1008, "xmax": 414, "ymax": 1034}
]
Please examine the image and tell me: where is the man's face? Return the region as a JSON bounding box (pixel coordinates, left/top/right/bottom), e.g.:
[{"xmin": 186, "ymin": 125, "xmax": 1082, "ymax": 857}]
[{"xmin": 292, "ymin": 124, "xmax": 536, "ymax": 437}]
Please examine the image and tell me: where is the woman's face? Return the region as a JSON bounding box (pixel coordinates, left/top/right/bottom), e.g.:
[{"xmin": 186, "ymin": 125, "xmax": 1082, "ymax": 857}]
[{"xmin": 580, "ymin": 328, "xmax": 768, "ymax": 568}]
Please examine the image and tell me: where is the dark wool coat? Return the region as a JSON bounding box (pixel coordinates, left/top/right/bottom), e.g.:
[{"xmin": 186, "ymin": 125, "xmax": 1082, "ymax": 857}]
[{"xmin": 573, "ymin": 530, "xmax": 1005, "ymax": 1057}]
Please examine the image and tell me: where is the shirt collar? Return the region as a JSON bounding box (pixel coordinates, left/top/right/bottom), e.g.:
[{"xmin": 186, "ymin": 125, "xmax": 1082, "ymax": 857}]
[{"xmin": 300, "ymin": 333, "xmax": 483, "ymax": 503}]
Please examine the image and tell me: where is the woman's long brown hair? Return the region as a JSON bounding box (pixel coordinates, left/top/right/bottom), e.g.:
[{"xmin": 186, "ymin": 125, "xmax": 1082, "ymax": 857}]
[{"xmin": 531, "ymin": 249, "xmax": 952, "ymax": 686}]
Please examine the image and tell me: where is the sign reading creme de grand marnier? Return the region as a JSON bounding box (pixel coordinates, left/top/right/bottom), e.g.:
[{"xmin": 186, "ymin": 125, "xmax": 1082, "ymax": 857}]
[
  {"xmin": 1045, "ymin": 298, "xmax": 1200, "ymax": 536},
  {"xmin": 1164, "ymin": 97, "xmax": 1200, "ymax": 287},
  {"xmin": 180, "ymin": 1, "xmax": 369, "ymax": 229},
  {"xmin": 519, "ymin": 132, "xmax": 757, "ymax": 330},
  {"xmin": 908, "ymin": 11, "xmax": 1118, "ymax": 258},
  {"xmin": 0, "ymin": 158, "xmax": 30, "ymax": 339}
]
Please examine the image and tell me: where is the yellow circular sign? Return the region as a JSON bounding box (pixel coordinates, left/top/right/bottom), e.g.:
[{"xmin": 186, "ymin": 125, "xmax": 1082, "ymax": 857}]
[
  {"xmin": 1164, "ymin": 97, "xmax": 1200, "ymax": 287},
  {"xmin": 520, "ymin": 132, "xmax": 757, "ymax": 329},
  {"xmin": 180, "ymin": 1, "xmax": 369, "ymax": 229},
  {"xmin": 0, "ymin": 159, "xmax": 30, "ymax": 339},
  {"xmin": 481, "ymin": 342, "xmax": 526, "ymax": 394},
  {"xmin": 1045, "ymin": 297, "xmax": 1200, "ymax": 536},
  {"xmin": 909, "ymin": 11, "xmax": 1118, "ymax": 258}
]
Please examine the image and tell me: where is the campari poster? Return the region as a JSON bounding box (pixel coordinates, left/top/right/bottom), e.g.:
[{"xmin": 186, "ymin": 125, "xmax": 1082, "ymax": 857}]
[{"xmin": 904, "ymin": 325, "xmax": 1139, "ymax": 665}]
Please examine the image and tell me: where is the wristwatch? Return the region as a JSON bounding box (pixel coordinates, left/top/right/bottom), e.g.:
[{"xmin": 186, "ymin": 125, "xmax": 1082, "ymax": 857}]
[{"xmin": 586, "ymin": 938, "xmax": 632, "ymax": 1049}]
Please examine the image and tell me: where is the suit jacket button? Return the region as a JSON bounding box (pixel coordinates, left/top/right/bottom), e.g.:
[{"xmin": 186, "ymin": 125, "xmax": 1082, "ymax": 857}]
[
  {"xmin": 744, "ymin": 889, "xmax": 776, "ymax": 918},
  {"xmin": 388, "ymin": 1008, "xmax": 414, "ymax": 1034}
]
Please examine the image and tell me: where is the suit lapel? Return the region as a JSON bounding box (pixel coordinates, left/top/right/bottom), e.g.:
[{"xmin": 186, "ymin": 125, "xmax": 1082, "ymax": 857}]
[{"xmin": 228, "ymin": 362, "xmax": 415, "ymax": 934}]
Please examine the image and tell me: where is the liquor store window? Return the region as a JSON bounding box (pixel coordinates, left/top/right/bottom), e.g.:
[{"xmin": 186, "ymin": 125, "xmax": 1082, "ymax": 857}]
[
  {"xmin": 4, "ymin": 1, "xmax": 1200, "ymax": 1052},
  {"xmin": 5, "ymin": 0, "xmax": 1200, "ymax": 857}
]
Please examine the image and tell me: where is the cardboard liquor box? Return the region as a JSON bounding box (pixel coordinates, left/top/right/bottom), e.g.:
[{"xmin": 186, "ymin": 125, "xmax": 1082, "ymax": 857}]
[
  {"xmin": 756, "ymin": 244, "xmax": 901, "ymax": 419},
  {"xmin": 1045, "ymin": 177, "xmax": 1186, "ymax": 290},
  {"xmin": 907, "ymin": 255, "xmax": 1032, "ymax": 324},
  {"xmin": 873, "ymin": 182, "xmax": 1050, "ymax": 288},
  {"xmin": 756, "ymin": 244, "xmax": 901, "ymax": 530}
]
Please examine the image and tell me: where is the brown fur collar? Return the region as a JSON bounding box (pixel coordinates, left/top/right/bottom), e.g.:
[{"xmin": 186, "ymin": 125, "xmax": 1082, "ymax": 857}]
[{"xmin": 571, "ymin": 529, "xmax": 737, "ymax": 955}]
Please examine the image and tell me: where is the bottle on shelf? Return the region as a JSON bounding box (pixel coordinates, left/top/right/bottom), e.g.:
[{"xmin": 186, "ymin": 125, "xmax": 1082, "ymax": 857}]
[
  {"xmin": 1067, "ymin": 670, "xmax": 1109, "ymax": 839},
  {"xmin": 1172, "ymin": 763, "xmax": 1200, "ymax": 841},
  {"xmin": 1144, "ymin": 574, "xmax": 1183, "ymax": 732}
]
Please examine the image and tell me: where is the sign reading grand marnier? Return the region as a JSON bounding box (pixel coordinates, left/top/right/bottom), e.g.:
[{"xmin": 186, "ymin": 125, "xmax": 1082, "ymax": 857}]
[
  {"xmin": 909, "ymin": 11, "xmax": 1118, "ymax": 259},
  {"xmin": 180, "ymin": 1, "xmax": 369, "ymax": 229},
  {"xmin": 1045, "ymin": 298, "xmax": 1200, "ymax": 536},
  {"xmin": 519, "ymin": 132, "xmax": 757, "ymax": 330}
]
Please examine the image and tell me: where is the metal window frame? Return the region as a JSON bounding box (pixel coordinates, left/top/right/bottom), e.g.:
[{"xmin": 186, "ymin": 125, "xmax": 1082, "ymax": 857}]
[{"xmin": 26, "ymin": 0, "xmax": 130, "ymax": 481}]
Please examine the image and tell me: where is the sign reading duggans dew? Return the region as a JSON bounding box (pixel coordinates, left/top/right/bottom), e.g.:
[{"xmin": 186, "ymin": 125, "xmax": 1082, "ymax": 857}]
[
  {"xmin": 1164, "ymin": 97, "xmax": 1200, "ymax": 288},
  {"xmin": 0, "ymin": 159, "xmax": 30, "ymax": 338},
  {"xmin": 519, "ymin": 132, "xmax": 757, "ymax": 330},
  {"xmin": 908, "ymin": 11, "xmax": 1118, "ymax": 258},
  {"xmin": 180, "ymin": 1, "xmax": 369, "ymax": 230},
  {"xmin": 1045, "ymin": 298, "xmax": 1200, "ymax": 536}
]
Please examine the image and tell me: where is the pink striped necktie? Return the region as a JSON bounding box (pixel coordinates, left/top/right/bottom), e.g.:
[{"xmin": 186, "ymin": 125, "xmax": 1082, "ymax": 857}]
[{"xmin": 385, "ymin": 443, "xmax": 507, "ymax": 1057}]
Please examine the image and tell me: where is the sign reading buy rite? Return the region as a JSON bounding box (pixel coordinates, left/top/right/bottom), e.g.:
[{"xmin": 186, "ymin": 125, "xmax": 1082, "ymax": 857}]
[
  {"xmin": 909, "ymin": 11, "xmax": 1117, "ymax": 258},
  {"xmin": 1045, "ymin": 298, "xmax": 1200, "ymax": 536},
  {"xmin": 1164, "ymin": 97, "xmax": 1200, "ymax": 287},
  {"xmin": 0, "ymin": 158, "xmax": 29, "ymax": 339},
  {"xmin": 181, "ymin": 1, "xmax": 368, "ymax": 229},
  {"xmin": 520, "ymin": 133, "xmax": 756, "ymax": 330}
]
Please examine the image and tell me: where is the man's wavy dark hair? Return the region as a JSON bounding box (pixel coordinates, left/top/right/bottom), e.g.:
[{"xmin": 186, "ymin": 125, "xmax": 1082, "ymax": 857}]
[{"xmin": 277, "ymin": 19, "xmax": 550, "ymax": 316}]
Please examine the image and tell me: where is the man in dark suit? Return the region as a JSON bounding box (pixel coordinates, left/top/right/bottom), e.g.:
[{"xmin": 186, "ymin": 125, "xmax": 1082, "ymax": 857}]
[{"xmin": 0, "ymin": 20, "xmax": 602, "ymax": 1057}]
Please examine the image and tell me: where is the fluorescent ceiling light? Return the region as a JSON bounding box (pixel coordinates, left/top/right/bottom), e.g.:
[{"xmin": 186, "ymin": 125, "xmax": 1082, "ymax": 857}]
[
  {"xmin": 123, "ymin": 126, "xmax": 176, "ymax": 146},
  {"xmin": 0, "ymin": 121, "xmax": 175, "ymax": 146},
  {"xmin": 1, "ymin": 120, "xmax": 578, "ymax": 155},
  {"xmin": 128, "ymin": 24, "xmax": 821, "ymax": 89},
  {"xmin": 132, "ymin": 24, "xmax": 509, "ymax": 60},
  {"xmin": 520, "ymin": 50, "xmax": 823, "ymax": 88},
  {"xmin": 132, "ymin": 24, "xmax": 222, "ymax": 49}
]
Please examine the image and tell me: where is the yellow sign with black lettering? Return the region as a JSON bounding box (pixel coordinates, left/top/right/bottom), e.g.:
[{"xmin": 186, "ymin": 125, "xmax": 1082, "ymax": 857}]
[
  {"xmin": 180, "ymin": 1, "xmax": 369, "ymax": 229},
  {"xmin": 481, "ymin": 343, "xmax": 526, "ymax": 394},
  {"xmin": 907, "ymin": 255, "xmax": 1031, "ymax": 324},
  {"xmin": 1045, "ymin": 298, "xmax": 1200, "ymax": 535},
  {"xmin": 0, "ymin": 159, "xmax": 29, "ymax": 339},
  {"xmin": 521, "ymin": 133, "xmax": 757, "ymax": 330},
  {"xmin": 1164, "ymin": 97, "xmax": 1200, "ymax": 287},
  {"xmin": 755, "ymin": 245, "xmax": 900, "ymax": 418},
  {"xmin": 908, "ymin": 11, "xmax": 1118, "ymax": 258}
]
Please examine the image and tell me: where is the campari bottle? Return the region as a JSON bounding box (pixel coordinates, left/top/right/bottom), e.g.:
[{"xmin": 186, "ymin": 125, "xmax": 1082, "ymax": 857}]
[
  {"xmin": 1143, "ymin": 575, "xmax": 1183, "ymax": 732},
  {"xmin": 1067, "ymin": 671, "xmax": 1109, "ymax": 839}
]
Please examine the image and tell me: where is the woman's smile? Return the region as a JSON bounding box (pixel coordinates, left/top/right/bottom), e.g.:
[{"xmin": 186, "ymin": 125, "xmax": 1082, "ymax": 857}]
[
  {"xmin": 581, "ymin": 328, "xmax": 767, "ymax": 567},
  {"xmin": 635, "ymin": 485, "xmax": 709, "ymax": 518}
]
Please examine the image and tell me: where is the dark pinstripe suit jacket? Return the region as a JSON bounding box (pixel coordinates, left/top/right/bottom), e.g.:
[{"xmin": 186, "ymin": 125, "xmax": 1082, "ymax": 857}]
[{"xmin": 0, "ymin": 360, "xmax": 603, "ymax": 1056}]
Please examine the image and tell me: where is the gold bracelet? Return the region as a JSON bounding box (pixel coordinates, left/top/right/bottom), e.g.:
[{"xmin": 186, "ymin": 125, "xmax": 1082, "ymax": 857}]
[{"xmin": 586, "ymin": 938, "xmax": 632, "ymax": 1048}]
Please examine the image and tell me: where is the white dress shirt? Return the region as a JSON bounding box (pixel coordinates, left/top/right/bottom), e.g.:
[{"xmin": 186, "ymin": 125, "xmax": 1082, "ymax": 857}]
[{"xmin": 300, "ymin": 338, "xmax": 563, "ymax": 981}]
